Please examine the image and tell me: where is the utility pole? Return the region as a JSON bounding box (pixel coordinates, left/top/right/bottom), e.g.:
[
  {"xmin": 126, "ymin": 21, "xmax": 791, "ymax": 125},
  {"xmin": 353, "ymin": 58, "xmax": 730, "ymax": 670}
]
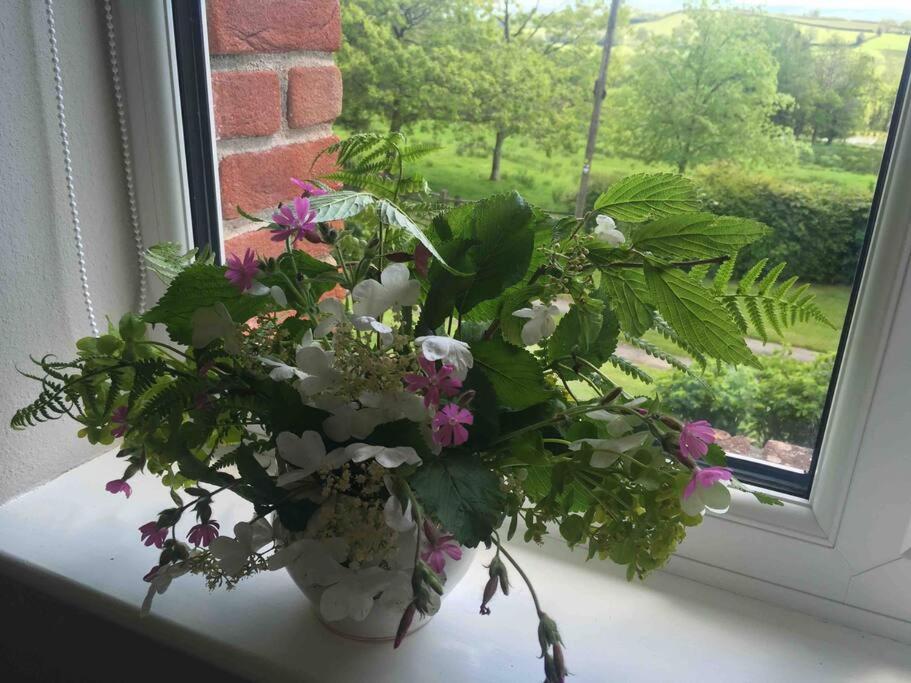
[{"xmin": 574, "ymin": 0, "xmax": 622, "ymax": 219}]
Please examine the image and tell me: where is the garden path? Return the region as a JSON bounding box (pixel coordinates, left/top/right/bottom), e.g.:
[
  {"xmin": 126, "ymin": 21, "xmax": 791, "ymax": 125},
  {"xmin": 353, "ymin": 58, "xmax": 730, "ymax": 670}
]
[{"xmin": 616, "ymin": 338, "xmax": 819, "ymax": 371}]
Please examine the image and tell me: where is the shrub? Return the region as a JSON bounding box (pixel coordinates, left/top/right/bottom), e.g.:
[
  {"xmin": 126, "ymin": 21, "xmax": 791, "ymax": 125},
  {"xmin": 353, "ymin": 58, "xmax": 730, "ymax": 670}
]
[
  {"xmin": 654, "ymin": 353, "xmax": 834, "ymax": 448},
  {"xmin": 695, "ymin": 164, "xmax": 871, "ymax": 284}
]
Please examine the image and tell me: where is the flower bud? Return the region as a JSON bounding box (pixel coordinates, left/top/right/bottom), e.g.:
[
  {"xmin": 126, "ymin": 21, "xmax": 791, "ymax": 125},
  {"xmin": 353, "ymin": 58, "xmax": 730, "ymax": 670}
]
[
  {"xmin": 600, "ymin": 386, "xmax": 623, "ymax": 404},
  {"xmin": 544, "ymin": 653, "xmax": 559, "ymax": 682},
  {"xmin": 480, "ymin": 574, "xmax": 498, "ymax": 615},
  {"xmin": 553, "ymin": 643, "xmax": 568, "ymax": 681},
  {"xmin": 659, "ymin": 415, "xmax": 683, "ymax": 431},
  {"xmin": 419, "ymin": 562, "xmax": 445, "ymax": 595},
  {"xmin": 537, "ymin": 613, "xmax": 562, "ymax": 657},
  {"xmin": 394, "ymin": 602, "xmax": 416, "ymax": 649}
]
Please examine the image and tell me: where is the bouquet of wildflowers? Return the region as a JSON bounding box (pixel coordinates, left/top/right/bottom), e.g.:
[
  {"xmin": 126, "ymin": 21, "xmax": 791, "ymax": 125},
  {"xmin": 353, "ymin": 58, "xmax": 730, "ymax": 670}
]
[{"xmin": 12, "ymin": 134, "xmax": 830, "ymax": 680}]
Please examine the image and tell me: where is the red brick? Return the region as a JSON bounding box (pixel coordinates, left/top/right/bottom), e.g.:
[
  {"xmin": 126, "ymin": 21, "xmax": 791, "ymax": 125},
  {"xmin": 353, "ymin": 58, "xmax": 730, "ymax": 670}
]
[
  {"xmin": 218, "ymin": 137, "xmax": 338, "ymax": 219},
  {"xmin": 212, "ymin": 71, "xmax": 281, "ymax": 139},
  {"xmin": 287, "ymin": 66, "xmax": 343, "ymax": 129},
  {"xmin": 225, "ymin": 228, "xmax": 332, "ymax": 262},
  {"xmin": 207, "ymin": 0, "xmax": 341, "ymax": 55}
]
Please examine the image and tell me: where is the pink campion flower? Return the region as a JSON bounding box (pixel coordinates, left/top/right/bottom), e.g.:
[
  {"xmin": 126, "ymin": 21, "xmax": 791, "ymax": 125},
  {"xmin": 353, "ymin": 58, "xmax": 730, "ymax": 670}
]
[
  {"xmin": 679, "ymin": 419, "xmax": 716, "ymax": 460},
  {"xmin": 432, "ymin": 404, "xmax": 473, "ymax": 447},
  {"xmin": 291, "ymin": 177, "xmax": 327, "ymax": 197},
  {"xmin": 404, "ymin": 357, "xmax": 462, "ymax": 408},
  {"xmin": 110, "ymin": 406, "xmax": 129, "ymax": 438},
  {"xmin": 105, "ymin": 478, "xmax": 132, "ymax": 498},
  {"xmin": 421, "ymin": 520, "xmax": 462, "ymax": 574},
  {"xmin": 139, "ymin": 521, "xmax": 168, "ymax": 548},
  {"xmin": 224, "ymin": 248, "xmax": 260, "ymax": 292},
  {"xmin": 187, "ymin": 520, "xmax": 220, "ymax": 547},
  {"xmin": 271, "ymin": 196, "xmax": 320, "ymax": 244},
  {"xmin": 683, "ymin": 466, "xmax": 733, "ymax": 500}
]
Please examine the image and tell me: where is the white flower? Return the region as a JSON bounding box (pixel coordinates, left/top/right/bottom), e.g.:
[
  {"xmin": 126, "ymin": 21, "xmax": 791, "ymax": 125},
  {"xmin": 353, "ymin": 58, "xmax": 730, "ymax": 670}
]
[
  {"xmin": 208, "ymin": 519, "xmax": 274, "ymax": 576},
  {"xmin": 314, "ymin": 297, "xmax": 346, "ymax": 338},
  {"xmin": 512, "ymin": 296, "xmax": 572, "ymax": 346},
  {"xmin": 584, "ymin": 410, "xmax": 634, "ymax": 436},
  {"xmin": 352, "ymin": 263, "xmax": 420, "ymax": 318},
  {"xmin": 359, "ymin": 390, "xmax": 427, "ymax": 423},
  {"xmin": 191, "ymin": 302, "xmax": 241, "ymax": 354},
  {"xmin": 415, "ymin": 335, "xmax": 474, "ymax": 380},
  {"xmin": 261, "ymin": 357, "xmax": 306, "ymax": 382},
  {"xmin": 141, "ymin": 562, "xmax": 191, "ymax": 616},
  {"xmin": 321, "ymin": 402, "xmax": 384, "ymax": 442},
  {"xmin": 275, "ymin": 431, "xmax": 350, "ymax": 486},
  {"xmin": 294, "ymin": 346, "xmax": 342, "ymax": 396},
  {"xmin": 249, "ymin": 282, "xmax": 289, "ymax": 307},
  {"xmin": 569, "ymin": 432, "xmax": 651, "ymax": 468},
  {"xmin": 345, "ymin": 443, "xmax": 421, "ymax": 468},
  {"xmin": 352, "ymin": 315, "xmax": 394, "ymax": 348},
  {"xmin": 268, "ymin": 537, "xmax": 349, "ymax": 585},
  {"xmin": 383, "ymin": 494, "xmax": 415, "ymax": 532},
  {"xmin": 594, "ymin": 214, "xmax": 625, "ymax": 246},
  {"xmin": 320, "ymin": 566, "xmax": 396, "ymax": 622},
  {"xmin": 376, "ymin": 571, "xmax": 414, "ymax": 610}
]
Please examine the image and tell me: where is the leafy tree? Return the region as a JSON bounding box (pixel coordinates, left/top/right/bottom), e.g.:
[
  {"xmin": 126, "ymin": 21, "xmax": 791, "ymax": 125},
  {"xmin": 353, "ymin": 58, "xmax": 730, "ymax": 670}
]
[
  {"xmin": 806, "ymin": 46, "xmax": 878, "ymax": 143},
  {"xmin": 606, "ymin": 6, "xmax": 793, "ymax": 173}
]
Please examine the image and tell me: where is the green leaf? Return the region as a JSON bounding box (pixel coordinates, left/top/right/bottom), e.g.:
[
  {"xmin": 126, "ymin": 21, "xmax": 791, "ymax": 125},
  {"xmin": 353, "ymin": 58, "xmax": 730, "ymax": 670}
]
[
  {"xmin": 375, "ymin": 199, "xmax": 467, "ymax": 276},
  {"xmin": 594, "ymin": 173, "xmax": 699, "ymax": 222},
  {"xmin": 309, "ymin": 190, "xmax": 374, "ymax": 222},
  {"xmin": 632, "ymin": 213, "xmax": 768, "ymax": 260},
  {"xmin": 703, "ymin": 444, "xmax": 727, "ymax": 467},
  {"xmin": 143, "ymin": 263, "xmax": 268, "ymax": 344},
  {"xmin": 548, "ymin": 299, "xmax": 604, "ymax": 362},
  {"xmin": 144, "ymin": 243, "xmax": 211, "ymax": 285},
  {"xmin": 559, "ymin": 515, "xmax": 587, "ymax": 545},
  {"xmin": 599, "ymin": 270, "xmax": 654, "ymax": 337},
  {"xmin": 472, "ymin": 338, "xmax": 552, "ymax": 410},
  {"xmin": 461, "ymin": 368, "xmax": 499, "ymax": 448},
  {"xmin": 643, "ymin": 265, "xmax": 757, "ymax": 367},
  {"xmin": 409, "ymin": 453, "xmax": 505, "ymax": 547}
]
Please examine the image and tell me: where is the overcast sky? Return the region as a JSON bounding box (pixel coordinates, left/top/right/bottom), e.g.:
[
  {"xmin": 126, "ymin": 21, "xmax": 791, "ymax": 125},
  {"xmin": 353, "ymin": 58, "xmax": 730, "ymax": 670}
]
[{"xmin": 536, "ymin": 1, "xmax": 911, "ymax": 21}]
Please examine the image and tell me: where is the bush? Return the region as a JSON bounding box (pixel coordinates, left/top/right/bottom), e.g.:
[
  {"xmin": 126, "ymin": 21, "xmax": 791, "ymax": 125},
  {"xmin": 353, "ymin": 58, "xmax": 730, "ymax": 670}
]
[
  {"xmin": 654, "ymin": 353, "xmax": 834, "ymax": 448},
  {"xmin": 695, "ymin": 164, "xmax": 871, "ymax": 284},
  {"xmin": 800, "ymin": 142, "xmax": 885, "ymax": 175}
]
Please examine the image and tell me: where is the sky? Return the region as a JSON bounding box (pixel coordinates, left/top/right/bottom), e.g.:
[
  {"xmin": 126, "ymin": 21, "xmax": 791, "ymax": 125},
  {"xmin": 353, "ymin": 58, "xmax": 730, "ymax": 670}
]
[{"xmin": 536, "ymin": 0, "xmax": 911, "ymax": 21}]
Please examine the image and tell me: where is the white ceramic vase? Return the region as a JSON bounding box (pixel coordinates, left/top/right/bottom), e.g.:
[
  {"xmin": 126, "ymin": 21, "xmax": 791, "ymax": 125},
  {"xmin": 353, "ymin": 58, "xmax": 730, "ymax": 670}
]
[{"xmin": 285, "ymin": 530, "xmax": 476, "ymax": 642}]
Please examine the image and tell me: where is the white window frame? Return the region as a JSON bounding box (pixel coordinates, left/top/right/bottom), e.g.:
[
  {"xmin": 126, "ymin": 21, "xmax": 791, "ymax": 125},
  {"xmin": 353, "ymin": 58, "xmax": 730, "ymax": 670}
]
[{"xmin": 117, "ymin": 1, "xmax": 911, "ymax": 643}]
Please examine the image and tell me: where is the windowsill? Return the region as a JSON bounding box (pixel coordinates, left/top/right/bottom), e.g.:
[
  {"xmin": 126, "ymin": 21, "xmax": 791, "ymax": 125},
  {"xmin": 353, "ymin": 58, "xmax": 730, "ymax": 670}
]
[{"xmin": 1, "ymin": 454, "xmax": 909, "ymax": 682}]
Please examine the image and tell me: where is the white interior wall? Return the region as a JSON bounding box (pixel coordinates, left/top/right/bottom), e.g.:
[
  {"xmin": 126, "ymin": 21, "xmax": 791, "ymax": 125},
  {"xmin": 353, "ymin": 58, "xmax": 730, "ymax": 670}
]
[{"xmin": 0, "ymin": 1, "xmax": 140, "ymax": 502}]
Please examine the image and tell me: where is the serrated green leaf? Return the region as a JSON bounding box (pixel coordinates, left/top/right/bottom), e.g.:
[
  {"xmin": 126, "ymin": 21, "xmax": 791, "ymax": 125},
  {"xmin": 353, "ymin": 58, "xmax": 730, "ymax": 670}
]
[
  {"xmin": 409, "ymin": 453, "xmax": 505, "ymax": 547},
  {"xmin": 309, "ymin": 190, "xmax": 374, "ymax": 221},
  {"xmin": 143, "ymin": 263, "xmax": 269, "ymax": 344},
  {"xmin": 632, "ymin": 213, "xmax": 768, "ymax": 261},
  {"xmin": 472, "ymin": 338, "xmax": 552, "ymax": 409},
  {"xmin": 599, "ymin": 270, "xmax": 654, "ymax": 337},
  {"xmin": 644, "ymin": 265, "xmax": 757, "ymax": 367},
  {"xmin": 375, "ymin": 198, "xmax": 467, "ymax": 276},
  {"xmin": 547, "ymin": 299, "xmax": 604, "ymax": 362},
  {"xmin": 594, "ymin": 173, "xmax": 699, "ymax": 222}
]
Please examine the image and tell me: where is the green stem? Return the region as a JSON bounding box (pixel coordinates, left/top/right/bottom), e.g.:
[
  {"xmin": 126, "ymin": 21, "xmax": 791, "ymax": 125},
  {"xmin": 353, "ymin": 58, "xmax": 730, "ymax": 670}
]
[{"xmin": 493, "ymin": 533, "xmax": 544, "ymax": 619}]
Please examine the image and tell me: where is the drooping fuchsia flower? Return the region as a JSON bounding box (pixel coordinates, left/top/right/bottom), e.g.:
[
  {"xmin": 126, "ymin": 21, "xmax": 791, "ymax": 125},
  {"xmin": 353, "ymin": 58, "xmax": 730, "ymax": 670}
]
[
  {"xmin": 431, "ymin": 403, "xmax": 473, "ymax": 447},
  {"xmin": 682, "ymin": 466, "xmax": 733, "ymax": 500},
  {"xmin": 271, "ymin": 196, "xmax": 319, "ymax": 244},
  {"xmin": 105, "ymin": 478, "xmax": 132, "ymax": 498},
  {"xmin": 110, "ymin": 406, "xmax": 129, "ymax": 438},
  {"xmin": 224, "ymin": 248, "xmax": 260, "ymax": 292},
  {"xmin": 679, "ymin": 419, "xmax": 716, "ymax": 460},
  {"xmin": 421, "ymin": 520, "xmax": 462, "ymax": 574},
  {"xmin": 291, "ymin": 177, "xmax": 327, "ymax": 197},
  {"xmin": 404, "ymin": 357, "xmax": 462, "ymax": 408},
  {"xmin": 187, "ymin": 520, "xmax": 221, "ymax": 547},
  {"xmin": 139, "ymin": 521, "xmax": 168, "ymax": 548}
]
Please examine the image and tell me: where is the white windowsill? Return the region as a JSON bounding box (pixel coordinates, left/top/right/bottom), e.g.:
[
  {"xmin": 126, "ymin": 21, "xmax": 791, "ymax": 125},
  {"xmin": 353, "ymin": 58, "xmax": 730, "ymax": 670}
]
[{"xmin": 0, "ymin": 453, "xmax": 909, "ymax": 682}]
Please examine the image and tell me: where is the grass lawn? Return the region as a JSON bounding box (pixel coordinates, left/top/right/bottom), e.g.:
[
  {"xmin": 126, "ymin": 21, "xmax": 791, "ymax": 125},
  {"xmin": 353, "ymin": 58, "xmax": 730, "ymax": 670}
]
[{"xmin": 570, "ymin": 364, "xmax": 674, "ymax": 401}]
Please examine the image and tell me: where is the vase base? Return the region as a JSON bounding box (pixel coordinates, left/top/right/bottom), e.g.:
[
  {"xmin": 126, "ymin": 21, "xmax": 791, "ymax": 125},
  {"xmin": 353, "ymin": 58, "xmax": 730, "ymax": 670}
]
[{"xmin": 315, "ymin": 610, "xmax": 433, "ymax": 643}]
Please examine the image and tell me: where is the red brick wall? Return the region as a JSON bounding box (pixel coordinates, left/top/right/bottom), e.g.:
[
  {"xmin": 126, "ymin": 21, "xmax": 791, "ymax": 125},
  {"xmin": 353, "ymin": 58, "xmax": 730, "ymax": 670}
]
[{"xmin": 206, "ymin": 0, "xmax": 343, "ymax": 260}]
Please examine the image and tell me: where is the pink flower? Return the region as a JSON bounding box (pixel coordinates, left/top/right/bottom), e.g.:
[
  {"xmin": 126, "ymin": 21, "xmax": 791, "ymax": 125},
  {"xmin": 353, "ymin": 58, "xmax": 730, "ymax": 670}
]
[
  {"xmin": 105, "ymin": 478, "xmax": 132, "ymax": 498},
  {"xmin": 679, "ymin": 419, "xmax": 716, "ymax": 460},
  {"xmin": 404, "ymin": 357, "xmax": 462, "ymax": 407},
  {"xmin": 291, "ymin": 177, "xmax": 326, "ymax": 197},
  {"xmin": 224, "ymin": 248, "xmax": 260, "ymax": 292},
  {"xmin": 187, "ymin": 520, "xmax": 220, "ymax": 547},
  {"xmin": 683, "ymin": 466, "xmax": 733, "ymax": 500},
  {"xmin": 110, "ymin": 406, "xmax": 129, "ymax": 438},
  {"xmin": 432, "ymin": 404, "xmax": 473, "ymax": 447},
  {"xmin": 421, "ymin": 520, "xmax": 462, "ymax": 574},
  {"xmin": 139, "ymin": 521, "xmax": 168, "ymax": 548},
  {"xmin": 271, "ymin": 196, "xmax": 319, "ymax": 244}
]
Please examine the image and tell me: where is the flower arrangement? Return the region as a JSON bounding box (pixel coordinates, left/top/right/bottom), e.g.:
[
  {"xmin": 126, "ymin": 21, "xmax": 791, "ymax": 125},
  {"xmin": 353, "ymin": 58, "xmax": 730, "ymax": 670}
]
[{"xmin": 12, "ymin": 134, "xmax": 831, "ymax": 680}]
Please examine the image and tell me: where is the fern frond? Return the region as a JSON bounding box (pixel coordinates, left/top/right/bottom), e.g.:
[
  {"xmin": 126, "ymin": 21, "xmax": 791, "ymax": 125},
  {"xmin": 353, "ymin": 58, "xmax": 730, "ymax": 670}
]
[
  {"xmin": 607, "ymin": 354, "xmax": 653, "ymax": 385},
  {"xmin": 621, "ymin": 334, "xmax": 697, "ymax": 377},
  {"xmin": 737, "ymin": 258, "xmax": 768, "ymax": 294},
  {"xmin": 712, "ymin": 255, "xmax": 735, "ymax": 295},
  {"xmin": 650, "ymin": 313, "xmax": 708, "ymax": 367}
]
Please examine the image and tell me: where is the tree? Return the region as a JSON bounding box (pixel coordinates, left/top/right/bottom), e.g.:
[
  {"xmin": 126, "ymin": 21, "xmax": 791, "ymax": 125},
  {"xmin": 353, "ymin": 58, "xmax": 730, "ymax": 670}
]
[
  {"xmin": 606, "ymin": 6, "xmax": 793, "ymax": 173},
  {"xmin": 336, "ymin": 0, "xmax": 468, "ymax": 132},
  {"xmin": 806, "ymin": 46, "xmax": 878, "ymax": 142}
]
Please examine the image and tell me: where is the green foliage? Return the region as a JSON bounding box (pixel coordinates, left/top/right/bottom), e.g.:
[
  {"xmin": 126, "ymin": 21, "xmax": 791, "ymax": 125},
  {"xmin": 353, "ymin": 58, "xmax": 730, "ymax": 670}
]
[
  {"xmin": 631, "ymin": 213, "xmax": 769, "ymax": 260},
  {"xmin": 473, "ymin": 338, "xmax": 553, "ymax": 410},
  {"xmin": 409, "ymin": 453, "xmax": 506, "ymax": 547},
  {"xmin": 144, "ymin": 243, "xmax": 214, "ymax": 284},
  {"xmin": 594, "ymin": 173, "xmax": 699, "ymax": 222}
]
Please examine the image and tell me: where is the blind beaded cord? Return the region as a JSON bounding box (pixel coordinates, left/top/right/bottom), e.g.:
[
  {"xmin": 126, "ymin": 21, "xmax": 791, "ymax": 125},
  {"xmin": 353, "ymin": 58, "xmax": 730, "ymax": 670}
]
[
  {"xmin": 45, "ymin": 0, "xmax": 99, "ymax": 336},
  {"xmin": 104, "ymin": 0, "xmax": 147, "ymax": 314}
]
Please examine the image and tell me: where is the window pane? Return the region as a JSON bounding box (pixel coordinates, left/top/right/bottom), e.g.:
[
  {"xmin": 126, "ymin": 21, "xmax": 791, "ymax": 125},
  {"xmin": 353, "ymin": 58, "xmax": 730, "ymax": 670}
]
[{"xmin": 201, "ymin": 1, "xmax": 911, "ymax": 495}]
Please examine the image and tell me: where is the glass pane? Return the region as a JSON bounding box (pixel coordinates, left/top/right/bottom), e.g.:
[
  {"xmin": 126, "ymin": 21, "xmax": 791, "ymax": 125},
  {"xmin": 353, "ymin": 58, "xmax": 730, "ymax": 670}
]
[{"xmin": 203, "ymin": 1, "xmax": 911, "ymax": 493}]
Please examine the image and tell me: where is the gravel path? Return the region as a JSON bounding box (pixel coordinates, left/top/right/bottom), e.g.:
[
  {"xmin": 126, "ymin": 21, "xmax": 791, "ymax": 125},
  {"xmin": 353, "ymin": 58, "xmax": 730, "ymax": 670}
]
[{"xmin": 616, "ymin": 338, "xmax": 820, "ymax": 371}]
